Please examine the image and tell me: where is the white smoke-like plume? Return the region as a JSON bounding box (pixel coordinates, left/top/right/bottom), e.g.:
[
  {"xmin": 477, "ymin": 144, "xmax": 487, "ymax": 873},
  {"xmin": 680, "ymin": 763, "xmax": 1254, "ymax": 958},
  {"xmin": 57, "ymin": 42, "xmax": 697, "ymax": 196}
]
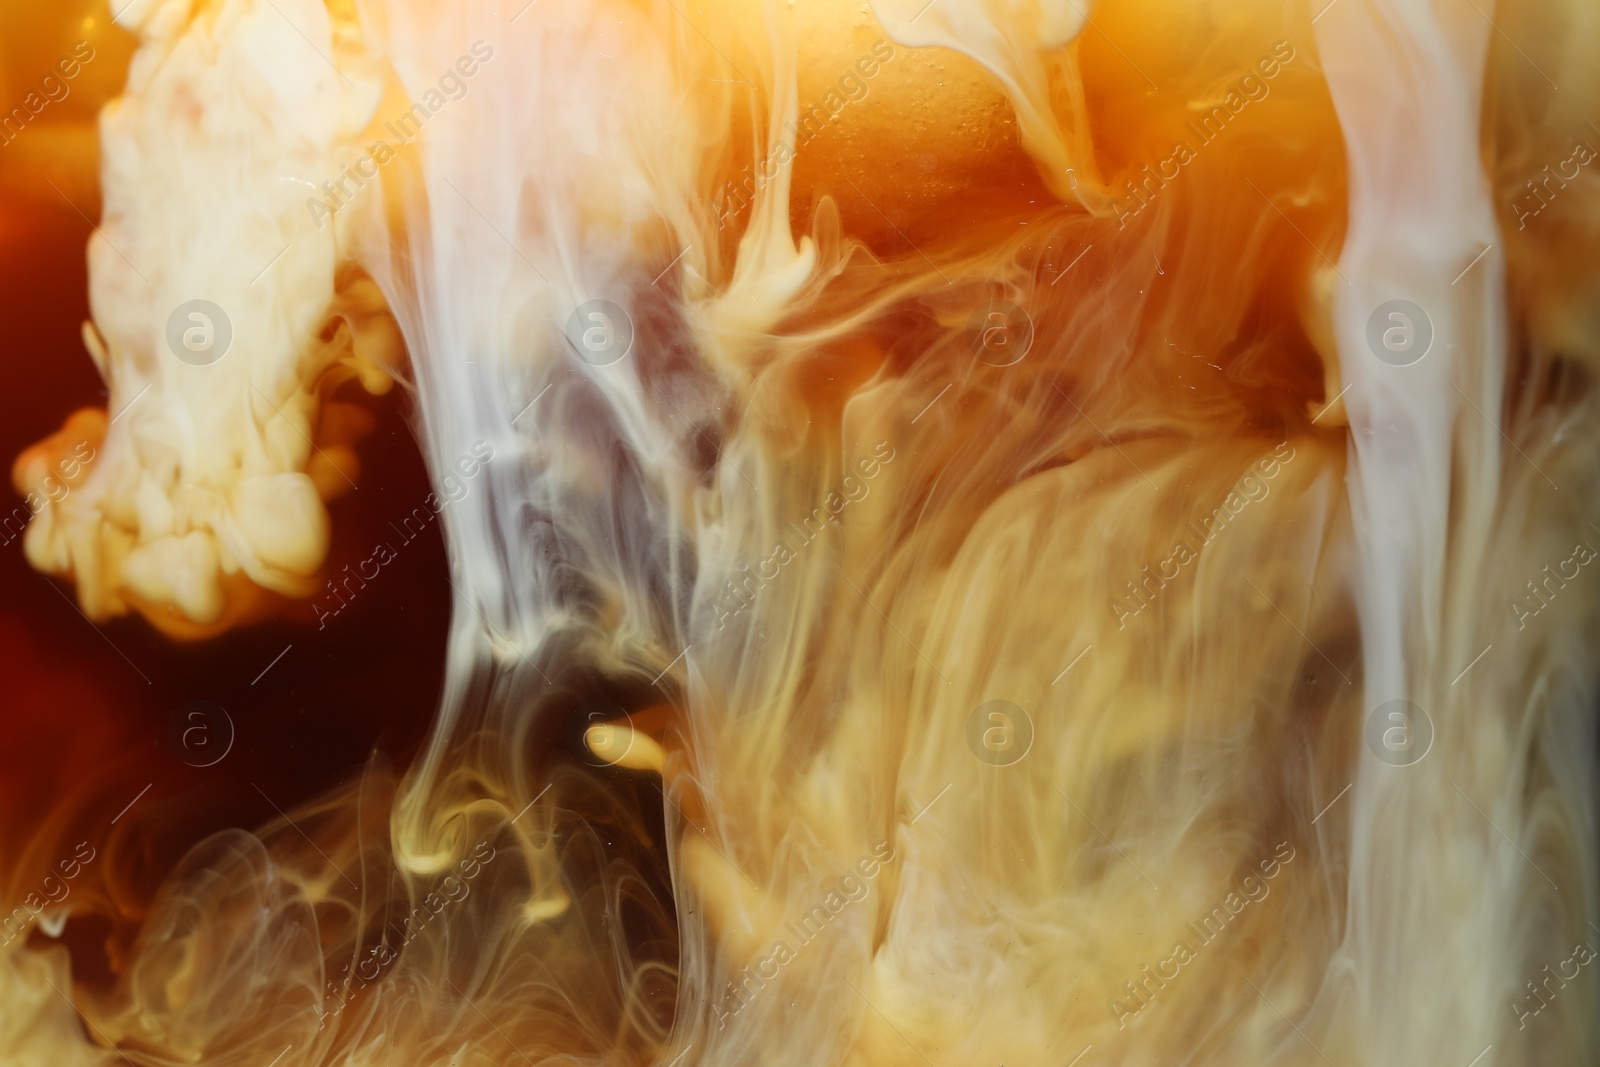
[{"xmin": 2, "ymin": 0, "xmax": 1597, "ymax": 1064}]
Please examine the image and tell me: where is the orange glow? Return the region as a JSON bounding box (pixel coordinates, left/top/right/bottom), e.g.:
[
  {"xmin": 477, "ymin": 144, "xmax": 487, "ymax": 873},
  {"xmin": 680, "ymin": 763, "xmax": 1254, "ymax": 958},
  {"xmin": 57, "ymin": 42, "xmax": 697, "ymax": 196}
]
[{"xmin": 2, "ymin": 1, "xmax": 1597, "ymax": 1065}]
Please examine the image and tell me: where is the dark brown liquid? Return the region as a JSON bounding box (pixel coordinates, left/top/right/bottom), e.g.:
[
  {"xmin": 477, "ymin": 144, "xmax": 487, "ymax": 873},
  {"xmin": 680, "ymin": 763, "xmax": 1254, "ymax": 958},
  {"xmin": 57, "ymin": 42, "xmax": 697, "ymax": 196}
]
[{"xmin": 0, "ymin": 201, "xmax": 450, "ymax": 988}]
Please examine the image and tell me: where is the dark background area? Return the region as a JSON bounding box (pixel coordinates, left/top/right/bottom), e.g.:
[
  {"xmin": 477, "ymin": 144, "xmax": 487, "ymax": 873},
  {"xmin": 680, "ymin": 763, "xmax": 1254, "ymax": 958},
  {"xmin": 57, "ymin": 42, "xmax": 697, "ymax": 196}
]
[{"xmin": 0, "ymin": 2, "xmax": 449, "ymax": 988}]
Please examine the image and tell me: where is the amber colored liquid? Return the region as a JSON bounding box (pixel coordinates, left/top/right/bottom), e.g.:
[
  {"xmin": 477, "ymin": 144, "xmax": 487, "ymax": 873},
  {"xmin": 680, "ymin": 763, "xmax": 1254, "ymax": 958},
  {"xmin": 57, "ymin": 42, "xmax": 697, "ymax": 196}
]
[{"xmin": 0, "ymin": 124, "xmax": 448, "ymax": 997}]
